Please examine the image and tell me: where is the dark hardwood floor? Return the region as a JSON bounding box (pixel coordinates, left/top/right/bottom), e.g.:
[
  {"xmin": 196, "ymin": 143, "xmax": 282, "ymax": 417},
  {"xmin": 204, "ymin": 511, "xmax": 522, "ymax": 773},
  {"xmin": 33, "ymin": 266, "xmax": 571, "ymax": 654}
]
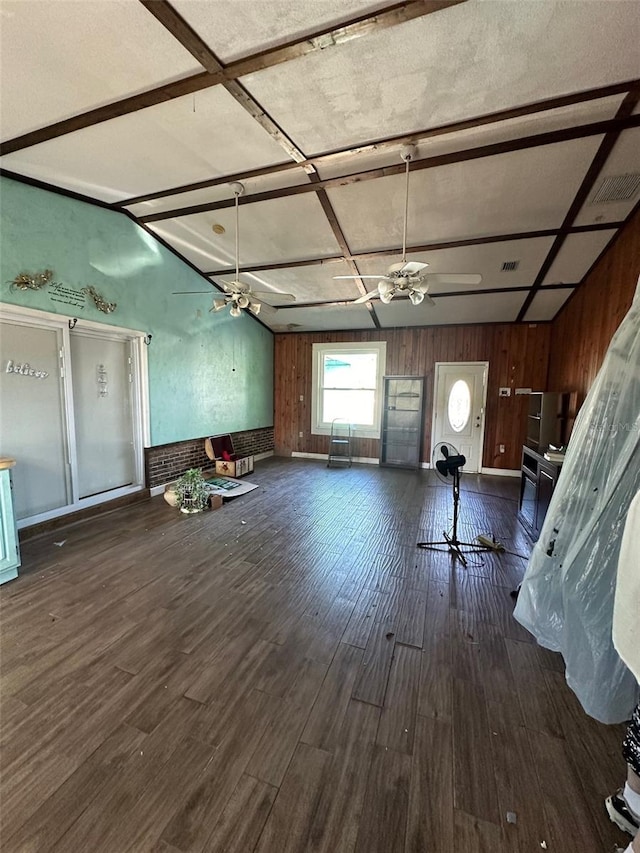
[{"xmin": 0, "ymin": 458, "xmax": 629, "ymax": 852}]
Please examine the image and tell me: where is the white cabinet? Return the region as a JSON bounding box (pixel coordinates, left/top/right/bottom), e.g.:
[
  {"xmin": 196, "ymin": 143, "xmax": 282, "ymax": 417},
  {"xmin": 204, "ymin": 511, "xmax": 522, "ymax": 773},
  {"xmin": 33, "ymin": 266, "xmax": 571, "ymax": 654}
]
[{"xmin": 0, "ymin": 460, "xmax": 21, "ymax": 584}]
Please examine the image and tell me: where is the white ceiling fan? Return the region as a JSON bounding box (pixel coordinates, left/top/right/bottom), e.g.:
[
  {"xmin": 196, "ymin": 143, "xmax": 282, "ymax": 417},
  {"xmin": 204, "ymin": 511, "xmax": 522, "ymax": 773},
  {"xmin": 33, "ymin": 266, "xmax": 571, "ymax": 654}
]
[
  {"xmin": 333, "ymin": 144, "xmax": 481, "ymax": 305},
  {"xmin": 173, "ymin": 181, "xmax": 295, "ymax": 318}
]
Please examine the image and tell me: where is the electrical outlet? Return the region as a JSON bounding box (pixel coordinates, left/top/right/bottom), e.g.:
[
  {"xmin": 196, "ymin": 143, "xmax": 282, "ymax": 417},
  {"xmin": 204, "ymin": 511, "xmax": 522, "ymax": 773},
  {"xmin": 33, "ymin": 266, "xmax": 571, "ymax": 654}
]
[
  {"xmin": 299, "ymin": 395, "xmax": 304, "ymax": 402},
  {"xmin": 499, "ymin": 444, "xmax": 505, "ymax": 453},
  {"xmin": 298, "ymin": 431, "xmax": 303, "ymax": 438}
]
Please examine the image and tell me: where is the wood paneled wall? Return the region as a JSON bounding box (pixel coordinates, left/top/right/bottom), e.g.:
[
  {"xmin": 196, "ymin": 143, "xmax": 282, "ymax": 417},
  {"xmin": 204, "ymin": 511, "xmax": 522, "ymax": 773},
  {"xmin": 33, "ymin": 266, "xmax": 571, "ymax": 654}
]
[
  {"xmin": 274, "ymin": 323, "xmax": 551, "ymax": 471},
  {"xmin": 549, "ymin": 207, "xmax": 640, "ymax": 411}
]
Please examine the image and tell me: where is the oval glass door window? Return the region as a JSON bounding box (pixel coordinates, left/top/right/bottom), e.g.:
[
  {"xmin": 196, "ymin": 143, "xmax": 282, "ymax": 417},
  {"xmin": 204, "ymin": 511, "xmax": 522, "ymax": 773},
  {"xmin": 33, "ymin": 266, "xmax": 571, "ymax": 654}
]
[{"xmin": 448, "ymin": 379, "xmax": 471, "ymax": 432}]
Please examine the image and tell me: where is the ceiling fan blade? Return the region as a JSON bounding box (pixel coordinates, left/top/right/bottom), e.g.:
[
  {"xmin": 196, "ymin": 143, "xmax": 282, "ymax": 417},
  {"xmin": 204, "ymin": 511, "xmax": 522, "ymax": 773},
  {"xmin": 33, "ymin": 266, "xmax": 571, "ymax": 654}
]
[
  {"xmin": 333, "ymin": 275, "xmax": 387, "ymax": 280},
  {"xmin": 253, "ymin": 301, "xmax": 277, "ymax": 316},
  {"xmin": 424, "ymin": 274, "xmax": 482, "ymax": 287},
  {"xmin": 423, "ymin": 293, "xmax": 436, "ymax": 307},
  {"xmin": 250, "ymin": 291, "xmax": 296, "ymax": 303},
  {"xmin": 353, "ymin": 289, "xmax": 379, "ymax": 304}
]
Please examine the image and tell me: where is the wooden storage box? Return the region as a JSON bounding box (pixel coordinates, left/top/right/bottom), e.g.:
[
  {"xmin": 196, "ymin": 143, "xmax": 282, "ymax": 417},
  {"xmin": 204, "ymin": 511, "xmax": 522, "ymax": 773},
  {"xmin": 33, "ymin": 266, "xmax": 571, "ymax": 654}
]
[{"xmin": 204, "ymin": 434, "xmax": 254, "ymax": 478}]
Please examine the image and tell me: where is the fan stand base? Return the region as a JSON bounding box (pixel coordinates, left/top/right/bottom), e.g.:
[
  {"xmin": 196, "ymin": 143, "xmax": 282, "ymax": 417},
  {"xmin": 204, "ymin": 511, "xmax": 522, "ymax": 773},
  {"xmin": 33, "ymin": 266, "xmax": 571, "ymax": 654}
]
[{"xmin": 416, "ymin": 533, "xmax": 493, "ymax": 568}]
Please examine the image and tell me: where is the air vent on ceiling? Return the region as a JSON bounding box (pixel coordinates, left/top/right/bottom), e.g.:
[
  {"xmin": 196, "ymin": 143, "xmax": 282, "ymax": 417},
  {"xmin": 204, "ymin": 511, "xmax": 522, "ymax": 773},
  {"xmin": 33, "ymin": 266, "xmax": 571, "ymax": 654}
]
[
  {"xmin": 590, "ymin": 173, "xmax": 640, "ymax": 205},
  {"xmin": 501, "ymin": 260, "xmax": 520, "ymax": 272}
]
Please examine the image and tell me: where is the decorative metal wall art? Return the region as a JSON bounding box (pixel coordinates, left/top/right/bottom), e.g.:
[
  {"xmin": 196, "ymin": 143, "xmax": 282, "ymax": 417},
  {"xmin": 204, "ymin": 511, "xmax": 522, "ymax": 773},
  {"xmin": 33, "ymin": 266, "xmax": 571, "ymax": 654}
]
[
  {"xmin": 7, "ymin": 268, "xmax": 117, "ymax": 314},
  {"xmin": 81, "ymin": 286, "xmax": 117, "ymax": 314},
  {"xmin": 9, "ymin": 269, "xmax": 54, "ymax": 291}
]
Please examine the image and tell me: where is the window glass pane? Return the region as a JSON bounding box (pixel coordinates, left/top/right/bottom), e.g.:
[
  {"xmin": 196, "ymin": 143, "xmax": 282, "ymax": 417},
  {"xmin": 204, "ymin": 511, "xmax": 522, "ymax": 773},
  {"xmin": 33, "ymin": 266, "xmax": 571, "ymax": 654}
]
[
  {"xmin": 323, "ymin": 353, "xmax": 377, "ymax": 389},
  {"xmin": 323, "ymin": 389, "xmax": 375, "ymax": 425},
  {"xmin": 447, "ymin": 379, "xmax": 471, "ymax": 432}
]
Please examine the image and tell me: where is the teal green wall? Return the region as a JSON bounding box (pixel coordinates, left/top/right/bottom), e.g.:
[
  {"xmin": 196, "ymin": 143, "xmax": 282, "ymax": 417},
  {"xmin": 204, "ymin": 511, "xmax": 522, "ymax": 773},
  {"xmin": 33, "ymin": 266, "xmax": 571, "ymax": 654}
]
[{"xmin": 0, "ymin": 177, "xmax": 274, "ymax": 446}]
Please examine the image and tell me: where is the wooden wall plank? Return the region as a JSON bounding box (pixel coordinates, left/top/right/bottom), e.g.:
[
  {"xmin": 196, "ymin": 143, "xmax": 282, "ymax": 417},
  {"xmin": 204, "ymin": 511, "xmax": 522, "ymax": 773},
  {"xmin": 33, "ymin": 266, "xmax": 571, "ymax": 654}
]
[
  {"xmin": 549, "ymin": 208, "xmax": 639, "ymax": 410},
  {"xmin": 274, "ymin": 323, "xmax": 551, "ymax": 470}
]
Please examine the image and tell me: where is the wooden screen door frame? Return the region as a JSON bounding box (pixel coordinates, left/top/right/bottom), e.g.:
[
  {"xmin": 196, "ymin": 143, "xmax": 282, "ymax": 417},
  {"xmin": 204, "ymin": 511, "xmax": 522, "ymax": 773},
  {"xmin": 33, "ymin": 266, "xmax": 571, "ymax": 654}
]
[{"xmin": 431, "ymin": 361, "xmax": 489, "ymax": 474}]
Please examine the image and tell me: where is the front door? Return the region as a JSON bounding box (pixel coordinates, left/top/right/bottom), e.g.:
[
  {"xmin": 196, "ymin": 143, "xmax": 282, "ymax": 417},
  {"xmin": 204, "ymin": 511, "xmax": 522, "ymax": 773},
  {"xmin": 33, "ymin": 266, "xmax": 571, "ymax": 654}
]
[{"xmin": 432, "ymin": 362, "xmax": 488, "ymax": 473}]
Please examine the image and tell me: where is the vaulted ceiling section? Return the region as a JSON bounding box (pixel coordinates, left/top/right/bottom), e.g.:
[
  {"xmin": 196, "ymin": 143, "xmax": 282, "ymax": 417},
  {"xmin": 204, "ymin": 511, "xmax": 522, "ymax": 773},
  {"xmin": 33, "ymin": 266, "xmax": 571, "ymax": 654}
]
[{"xmin": 1, "ymin": 0, "xmax": 639, "ymax": 332}]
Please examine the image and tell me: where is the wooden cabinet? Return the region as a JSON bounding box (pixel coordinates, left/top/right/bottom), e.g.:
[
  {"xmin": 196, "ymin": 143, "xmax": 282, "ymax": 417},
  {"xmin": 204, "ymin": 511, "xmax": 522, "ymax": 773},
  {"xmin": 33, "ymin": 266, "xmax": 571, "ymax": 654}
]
[
  {"xmin": 380, "ymin": 376, "xmax": 425, "ymax": 469},
  {"xmin": 518, "ymin": 446, "xmax": 563, "ymax": 540},
  {"xmin": 0, "ymin": 460, "xmax": 20, "ymax": 585}
]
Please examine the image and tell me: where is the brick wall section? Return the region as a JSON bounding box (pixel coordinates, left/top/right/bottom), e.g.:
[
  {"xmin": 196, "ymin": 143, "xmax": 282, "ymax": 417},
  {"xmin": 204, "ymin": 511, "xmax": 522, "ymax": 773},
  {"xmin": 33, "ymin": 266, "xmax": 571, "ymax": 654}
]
[{"xmin": 145, "ymin": 426, "xmax": 274, "ymax": 488}]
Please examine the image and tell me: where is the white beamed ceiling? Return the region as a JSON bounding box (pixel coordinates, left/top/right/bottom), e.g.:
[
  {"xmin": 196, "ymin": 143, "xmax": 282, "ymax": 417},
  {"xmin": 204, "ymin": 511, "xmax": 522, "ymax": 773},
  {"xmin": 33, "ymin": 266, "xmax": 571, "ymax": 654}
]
[{"xmin": 1, "ymin": 0, "xmax": 639, "ymax": 332}]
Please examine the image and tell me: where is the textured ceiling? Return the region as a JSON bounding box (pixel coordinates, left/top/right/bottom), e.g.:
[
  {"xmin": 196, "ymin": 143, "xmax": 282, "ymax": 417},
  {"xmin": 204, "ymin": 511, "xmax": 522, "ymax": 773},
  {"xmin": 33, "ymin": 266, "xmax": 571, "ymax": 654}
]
[{"xmin": 1, "ymin": 0, "xmax": 639, "ymax": 333}]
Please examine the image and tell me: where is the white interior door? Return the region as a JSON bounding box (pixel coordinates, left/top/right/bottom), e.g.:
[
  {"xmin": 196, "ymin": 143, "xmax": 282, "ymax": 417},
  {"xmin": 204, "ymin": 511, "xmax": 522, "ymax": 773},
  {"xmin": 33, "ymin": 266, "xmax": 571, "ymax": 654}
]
[
  {"xmin": 0, "ymin": 320, "xmax": 71, "ymax": 519},
  {"xmin": 69, "ymin": 332, "xmax": 136, "ymax": 499},
  {"xmin": 432, "ymin": 362, "xmax": 488, "ymax": 473}
]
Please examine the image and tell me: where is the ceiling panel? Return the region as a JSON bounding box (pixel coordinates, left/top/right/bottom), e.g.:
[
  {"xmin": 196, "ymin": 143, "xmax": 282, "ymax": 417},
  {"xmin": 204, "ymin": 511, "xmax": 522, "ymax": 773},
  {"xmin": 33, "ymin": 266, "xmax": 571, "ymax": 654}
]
[
  {"xmin": 542, "ymin": 230, "xmax": 617, "ymax": 285},
  {"xmin": 355, "ymin": 237, "xmax": 555, "ymax": 291},
  {"xmin": 228, "ymin": 261, "xmax": 360, "ymax": 303},
  {"xmin": 573, "ymin": 128, "xmax": 640, "ymax": 226},
  {"xmin": 326, "ymin": 138, "xmax": 603, "ymax": 253},
  {"xmin": 241, "ymin": 0, "xmax": 640, "ymax": 154},
  {"xmin": 317, "ymin": 95, "xmax": 625, "ymax": 180},
  {"xmin": 375, "ymin": 291, "xmax": 526, "ymax": 328},
  {"xmin": 262, "ymin": 304, "xmax": 376, "ymax": 332},
  {"xmin": 0, "ymin": 88, "xmax": 291, "ymax": 202},
  {"xmin": 124, "ymin": 169, "xmax": 311, "ymax": 218},
  {"xmin": 523, "ymin": 287, "xmax": 575, "ymax": 322},
  {"xmin": 147, "ymin": 194, "xmax": 342, "ymax": 271},
  {"xmin": 172, "ymin": 0, "xmax": 392, "ymax": 64},
  {"xmin": 0, "ymin": 0, "xmax": 202, "ymax": 142}
]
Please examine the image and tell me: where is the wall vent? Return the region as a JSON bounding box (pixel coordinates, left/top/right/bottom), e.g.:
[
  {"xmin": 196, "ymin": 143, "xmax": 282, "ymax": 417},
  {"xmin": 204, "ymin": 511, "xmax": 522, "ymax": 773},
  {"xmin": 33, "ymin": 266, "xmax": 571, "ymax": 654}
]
[
  {"xmin": 590, "ymin": 173, "xmax": 640, "ymax": 205},
  {"xmin": 501, "ymin": 260, "xmax": 520, "ymax": 272}
]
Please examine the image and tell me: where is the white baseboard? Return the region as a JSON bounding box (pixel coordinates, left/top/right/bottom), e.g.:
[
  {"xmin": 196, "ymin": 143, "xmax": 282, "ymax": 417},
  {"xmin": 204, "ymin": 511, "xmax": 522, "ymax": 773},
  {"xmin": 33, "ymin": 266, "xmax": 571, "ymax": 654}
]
[
  {"xmin": 292, "ymin": 451, "xmax": 379, "ymax": 465},
  {"xmin": 254, "ymin": 450, "xmax": 274, "ymax": 461},
  {"xmin": 480, "ymin": 467, "xmax": 520, "ymax": 477},
  {"xmin": 150, "ymin": 483, "xmax": 168, "ymax": 497}
]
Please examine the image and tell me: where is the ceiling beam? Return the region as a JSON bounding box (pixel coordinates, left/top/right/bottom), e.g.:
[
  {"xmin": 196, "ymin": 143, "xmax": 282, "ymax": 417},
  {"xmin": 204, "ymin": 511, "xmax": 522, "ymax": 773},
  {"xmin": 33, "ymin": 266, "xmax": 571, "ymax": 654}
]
[
  {"xmin": 139, "ymin": 1, "xmax": 312, "ymax": 167},
  {"xmin": 516, "ymin": 91, "xmax": 640, "ymax": 322},
  {"xmin": 203, "ymin": 222, "xmax": 621, "ymax": 276},
  {"xmin": 117, "ymin": 78, "xmax": 640, "ymax": 209},
  {"xmin": 309, "ymin": 173, "xmax": 381, "ymax": 328},
  {"xmin": 138, "ymin": 0, "xmax": 223, "ymax": 73},
  {"xmin": 140, "ymin": 114, "xmax": 640, "ymax": 222},
  {"xmin": 0, "ymin": 0, "xmax": 464, "ymax": 156}
]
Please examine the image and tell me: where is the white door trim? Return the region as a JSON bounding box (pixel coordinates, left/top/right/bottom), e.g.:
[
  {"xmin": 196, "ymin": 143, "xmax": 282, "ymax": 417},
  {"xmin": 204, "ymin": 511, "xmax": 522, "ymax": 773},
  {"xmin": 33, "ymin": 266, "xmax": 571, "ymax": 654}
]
[{"xmin": 431, "ymin": 361, "xmax": 489, "ymax": 473}]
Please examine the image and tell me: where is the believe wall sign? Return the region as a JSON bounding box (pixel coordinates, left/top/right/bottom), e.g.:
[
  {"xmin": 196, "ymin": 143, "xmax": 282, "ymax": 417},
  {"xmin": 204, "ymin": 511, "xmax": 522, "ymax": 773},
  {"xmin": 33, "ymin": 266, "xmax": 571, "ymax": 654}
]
[{"xmin": 5, "ymin": 360, "xmax": 49, "ymax": 379}]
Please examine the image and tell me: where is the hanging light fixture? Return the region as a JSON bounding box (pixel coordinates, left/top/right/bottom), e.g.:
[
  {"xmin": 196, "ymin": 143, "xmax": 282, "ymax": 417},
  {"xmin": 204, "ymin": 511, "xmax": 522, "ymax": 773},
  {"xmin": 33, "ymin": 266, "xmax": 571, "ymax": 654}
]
[{"xmin": 409, "ymin": 289, "xmax": 425, "ymax": 305}]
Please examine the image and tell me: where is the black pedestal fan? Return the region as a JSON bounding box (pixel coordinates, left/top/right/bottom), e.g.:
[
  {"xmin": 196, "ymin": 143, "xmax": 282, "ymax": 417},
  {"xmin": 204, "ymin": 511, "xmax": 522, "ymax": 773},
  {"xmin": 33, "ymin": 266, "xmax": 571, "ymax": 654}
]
[{"xmin": 416, "ymin": 442, "xmax": 494, "ymax": 566}]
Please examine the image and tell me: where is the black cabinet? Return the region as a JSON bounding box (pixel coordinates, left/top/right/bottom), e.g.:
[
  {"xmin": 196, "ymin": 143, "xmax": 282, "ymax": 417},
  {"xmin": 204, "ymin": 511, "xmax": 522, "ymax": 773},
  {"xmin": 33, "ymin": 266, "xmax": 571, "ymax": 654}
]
[
  {"xmin": 380, "ymin": 376, "xmax": 425, "ymax": 469},
  {"xmin": 518, "ymin": 446, "xmax": 563, "ymax": 540}
]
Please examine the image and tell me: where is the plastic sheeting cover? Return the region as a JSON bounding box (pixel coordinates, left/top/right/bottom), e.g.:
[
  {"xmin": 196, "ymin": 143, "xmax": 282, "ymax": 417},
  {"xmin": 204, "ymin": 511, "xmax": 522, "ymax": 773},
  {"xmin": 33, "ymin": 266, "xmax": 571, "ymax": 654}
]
[{"xmin": 514, "ymin": 276, "xmax": 640, "ymax": 724}]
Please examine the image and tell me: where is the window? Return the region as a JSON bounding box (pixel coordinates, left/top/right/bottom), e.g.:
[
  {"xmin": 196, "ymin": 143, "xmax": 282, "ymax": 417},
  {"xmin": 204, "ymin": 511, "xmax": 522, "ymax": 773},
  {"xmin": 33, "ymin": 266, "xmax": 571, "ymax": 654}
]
[
  {"xmin": 311, "ymin": 342, "xmax": 387, "ymax": 438},
  {"xmin": 447, "ymin": 379, "xmax": 471, "ymax": 432}
]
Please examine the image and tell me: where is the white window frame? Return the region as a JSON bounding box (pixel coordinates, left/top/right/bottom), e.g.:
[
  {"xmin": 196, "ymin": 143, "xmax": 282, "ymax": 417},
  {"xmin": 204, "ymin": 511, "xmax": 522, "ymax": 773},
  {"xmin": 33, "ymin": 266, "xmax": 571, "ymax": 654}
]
[{"xmin": 311, "ymin": 341, "xmax": 387, "ymax": 439}]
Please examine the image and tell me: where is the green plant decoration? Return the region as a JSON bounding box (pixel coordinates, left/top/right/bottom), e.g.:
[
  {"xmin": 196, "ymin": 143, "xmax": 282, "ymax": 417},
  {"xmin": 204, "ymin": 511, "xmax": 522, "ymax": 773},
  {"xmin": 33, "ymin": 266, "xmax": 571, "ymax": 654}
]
[{"xmin": 174, "ymin": 468, "xmax": 209, "ymax": 514}]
